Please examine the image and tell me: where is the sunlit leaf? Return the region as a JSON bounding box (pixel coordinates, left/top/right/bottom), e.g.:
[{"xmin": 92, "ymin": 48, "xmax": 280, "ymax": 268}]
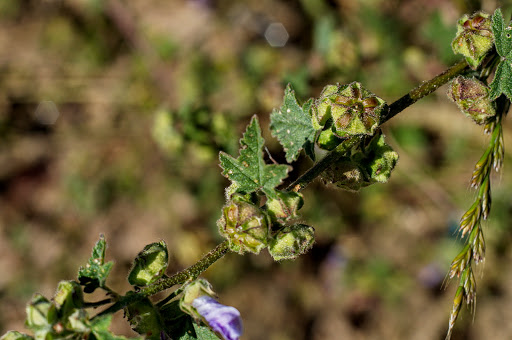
[
  {"xmin": 219, "ymin": 116, "xmax": 290, "ymax": 198},
  {"xmin": 78, "ymin": 235, "xmax": 114, "ymax": 293},
  {"xmin": 270, "ymin": 84, "xmax": 316, "ymax": 162}
]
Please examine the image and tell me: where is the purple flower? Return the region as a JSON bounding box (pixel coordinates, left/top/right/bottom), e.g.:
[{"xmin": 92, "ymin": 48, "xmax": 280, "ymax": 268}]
[{"xmin": 192, "ymin": 296, "xmax": 243, "ymax": 340}]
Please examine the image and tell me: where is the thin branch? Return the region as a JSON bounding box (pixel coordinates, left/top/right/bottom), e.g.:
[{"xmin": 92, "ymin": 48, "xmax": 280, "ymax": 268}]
[
  {"xmin": 94, "ymin": 241, "xmax": 230, "ymax": 317},
  {"xmin": 383, "ymin": 59, "xmax": 469, "ymax": 124}
]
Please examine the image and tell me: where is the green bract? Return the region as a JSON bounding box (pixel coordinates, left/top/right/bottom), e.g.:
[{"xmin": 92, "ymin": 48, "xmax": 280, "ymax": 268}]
[
  {"xmin": 322, "ymin": 132, "xmax": 398, "ymax": 191},
  {"xmin": 312, "ymin": 82, "xmax": 386, "ymax": 139},
  {"xmin": 316, "ymin": 127, "xmax": 342, "ymax": 150},
  {"xmin": 0, "ymin": 332, "xmax": 33, "ymax": 340},
  {"xmin": 128, "ymin": 241, "xmax": 169, "ymax": 286},
  {"xmin": 53, "ymin": 281, "xmax": 84, "ymax": 322},
  {"xmin": 448, "ymin": 76, "xmax": 495, "ymax": 124},
  {"xmin": 125, "ymin": 296, "xmax": 163, "ymax": 340},
  {"xmin": 269, "ymin": 224, "xmax": 315, "ymax": 261},
  {"xmin": 25, "ymin": 294, "xmax": 58, "ymax": 336},
  {"xmin": 265, "ymin": 190, "xmax": 304, "ymax": 222},
  {"xmin": 179, "ymin": 279, "xmax": 217, "ymax": 319},
  {"xmin": 217, "ymin": 195, "xmax": 269, "ymax": 254},
  {"xmin": 451, "ymin": 11, "xmax": 493, "ymax": 69},
  {"xmin": 312, "ymin": 84, "xmax": 338, "ymax": 130}
]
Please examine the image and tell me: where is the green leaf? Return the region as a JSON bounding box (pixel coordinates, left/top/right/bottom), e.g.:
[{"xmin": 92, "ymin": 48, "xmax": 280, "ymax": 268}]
[
  {"xmin": 489, "ymin": 9, "xmax": 512, "ymax": 101},
  {"xmin": 78, "ymin": 235, "xmax": 114, "ymax": 293},
  {"xmin": 192, "ymin": 323, "xmax": 221, "ymax": 340},
  {"xmin": 219, "ymin": 116, "xmax": 290, "ymax": 198},
  {"xmin": 125, "ymin": 298, "xmax": 163, "ymax": 340},
  {"xmin": 90, "ymin": 314, "xmax": 141, "ymax": 340},
  {"xmin": 270, "ymin": 84, "xmax": 316, "ymax": 162},
  {"xmin": 489, "ymin": 60, "xmax": 512, "ymax": 101},
  {"xmin": 492, "ymin": 8, "xmax": 512, "ymax": 58},
  {"xmin": 0, "ymin": 331, "xmax": 33, "ymax": 340}
]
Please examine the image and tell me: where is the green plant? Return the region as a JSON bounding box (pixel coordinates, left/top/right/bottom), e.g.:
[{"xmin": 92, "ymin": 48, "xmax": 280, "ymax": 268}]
[{"xmin": 2, "ymin": 7, "xmax": 511, "ymax": 340}]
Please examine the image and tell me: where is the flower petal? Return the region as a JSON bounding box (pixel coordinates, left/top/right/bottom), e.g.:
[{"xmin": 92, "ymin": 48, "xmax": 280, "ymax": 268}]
[{"xmin": 192, "ymin": 296, "xmax": 243, "ymax": 340}]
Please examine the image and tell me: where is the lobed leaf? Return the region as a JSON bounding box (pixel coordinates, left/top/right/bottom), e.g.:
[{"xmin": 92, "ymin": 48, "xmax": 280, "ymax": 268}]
[
  {"xmin": 489, "ymin": 9, "xmax": 512, "ymax": 101},
  {"xmin": 219, "ymin": 116, "xmax": 290, "ymax": 198},
  {"xmin": 488, "ymin": 61, "xmax": 512, "ymax": 101},
  {"xmin": 78, "ymin": 235, "xmax": 114, "ymax": 293},
  {"xmin": 270, "ymin": 84, "xmax": 316, "ymax": 162},
  {"xmin": 492, "ymin": 8, "xmax": 512, "ymax": 58}
]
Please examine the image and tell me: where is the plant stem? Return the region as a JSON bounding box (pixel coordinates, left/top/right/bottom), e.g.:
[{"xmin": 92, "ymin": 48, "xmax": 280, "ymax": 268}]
[
  {"xmin": 287, "ymin": 58, "xmax": 470, "ymax": 192},
  {"xmin": 286, "ymin": 137, "xmax": 360, "ymax": 192},
  {"xmin": 382, "ymin": 58, "xmax": 469, "ymax": 124},
  {"xmin": 99, "ymin": 59, "xmax": 472, "ymax": 317},
  {"xmin": 95, "ymin": 241, "xmax": 230, "ymax": 317},
  {"xmin": 83, "ymin": 298, "xmax": 113, "ymax": 308},
  {"xmin": 139, "ymin": 240, "xmax": 230, "ymax": 297}
]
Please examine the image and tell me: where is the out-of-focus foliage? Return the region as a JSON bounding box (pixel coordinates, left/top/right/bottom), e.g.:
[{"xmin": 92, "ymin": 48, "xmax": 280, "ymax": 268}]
[{"xmin": 2, "ymin": 1, "xmax": 512, "ymax": 339}]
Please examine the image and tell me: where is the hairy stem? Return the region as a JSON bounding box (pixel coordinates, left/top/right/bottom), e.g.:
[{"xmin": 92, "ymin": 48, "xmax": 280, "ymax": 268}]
[
  {"xmin": 95, "ymin": 241, "xmax": 230, "ymax": 317},
  {"xmin": 286, "ymin": 137, "xmax": 360, "ymax": 192},
  {"xmin": 383, "ymin": 58, "xmax": 469, "ymax": 123},
  {"xmin": 139, "ymin": 240, "xmax": 230, "ymax": 296}
]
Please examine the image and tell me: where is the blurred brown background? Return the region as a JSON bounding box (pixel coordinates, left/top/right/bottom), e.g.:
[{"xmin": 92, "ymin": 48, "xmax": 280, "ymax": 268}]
[{"xmin": 2, "ymin": 0, "xmax": 512, "ymax": 339}]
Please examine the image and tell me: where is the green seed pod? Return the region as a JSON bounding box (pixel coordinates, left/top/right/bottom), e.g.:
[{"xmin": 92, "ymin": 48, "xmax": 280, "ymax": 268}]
[
  {"xmin": 53, "ymin": 281, "xmax": 83, "ymax": 320},
  {"xmin": 448, "ymin": 76, "xmax": 496, "ymax": 124},
  {"xmin": 128, "ymin": 241, "xmax": 169, "ymax": 286},
  {"xmin": 125, "ymin": 296, "xmax": 163, "ymax": 340},
  {"xmin": 313, "ymin": 82, "xmax": 385, "ymax": 139},
  {"xmin": 265, "ymin": 191, "xmax": 304, "ymax": 222},
  {"xmin": 269, "ymin": 224, "xmax": 315, "ymax": 261},
  {"xmin": 451, "ymin": 12, "xmax": 493, "ymax": 69},
  {"xmin": 180, "ymin": 278, "xmax": 217, "ymax": 318},
  {"xmin": 0, "ymin": 331, "xmax": 34, "ymax": 340},
  {"xmin": 25, "ymin": 294, "xmax": 58, "ymax": 332},
  {"xmin": 218, "ymin": 195, "xmax": 269, "ymax": 254},
  {"xmin": 322, "ymin": 132, "xmax": 398, "ymax": 191}
]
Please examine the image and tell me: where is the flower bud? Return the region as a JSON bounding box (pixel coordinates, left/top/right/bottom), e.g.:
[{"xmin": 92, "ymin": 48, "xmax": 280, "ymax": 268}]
[
  {"xmin": 180, "ymin": 279, "xmax": 217, "ymax": 317},
  {"xmin": 269, "ymin": 224, "xmax": 315, "ymax": 261},
  {"xmin": 313, "ymin": 82, "xmax": 385, "ymax": 139},
  {"xmin": 448, "ymin": 76, "xmax": 495, "ymax": 124},
  {"xmin": 53, "ymin": 281, "xmax": 83, "ymax": 319},
  {"xmin": 128, "ymin": 240, "xmax": 169, "ymax": 286},
  {"xmin": 265, "ymin": 191, "xmax": 304, "ymax": 222},
  {"xmin": 191, "ymin": 296, "xmax": 243, "ymax": 340},
  {"xmin": 25, "ymin": 294, "xmax": 58, "ymax": 333},
  {"xmin": 217, "ymin": 195, "xmax": 269, "ymax": 254},
  {"xmin": 451, "ymin": 12, "xmax": 493, "ymax": 69}
]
